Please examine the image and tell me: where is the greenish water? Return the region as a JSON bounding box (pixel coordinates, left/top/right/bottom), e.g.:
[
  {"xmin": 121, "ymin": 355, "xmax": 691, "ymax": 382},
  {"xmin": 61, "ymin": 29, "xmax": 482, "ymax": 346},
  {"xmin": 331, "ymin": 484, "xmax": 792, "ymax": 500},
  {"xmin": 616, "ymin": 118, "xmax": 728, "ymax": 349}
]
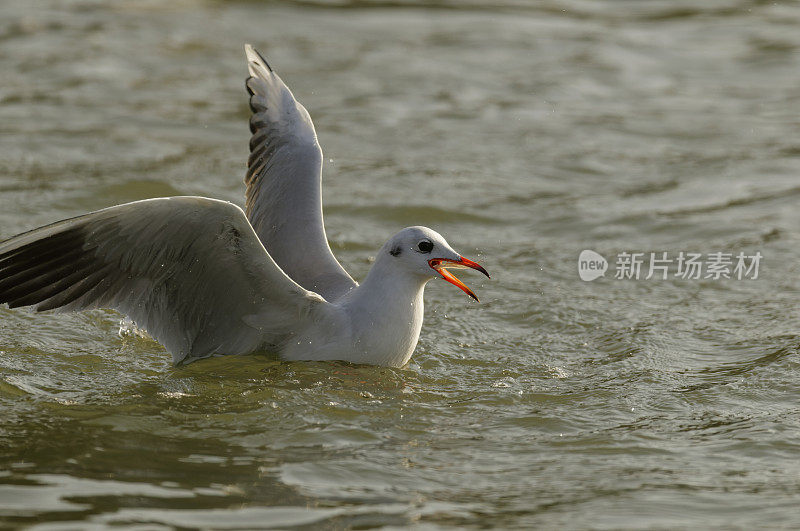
[{"xmin": 2, "ymin": 0, "xmax": 800, "ymax": 528}]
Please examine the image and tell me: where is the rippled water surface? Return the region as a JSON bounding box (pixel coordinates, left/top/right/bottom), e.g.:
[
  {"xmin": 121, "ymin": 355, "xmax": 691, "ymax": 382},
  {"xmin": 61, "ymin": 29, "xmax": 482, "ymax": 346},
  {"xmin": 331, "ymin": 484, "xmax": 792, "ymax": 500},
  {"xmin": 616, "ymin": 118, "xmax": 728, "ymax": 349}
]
[{"xmin": 2, "ymin": 0, "xmax": 800, "ymax": 528}]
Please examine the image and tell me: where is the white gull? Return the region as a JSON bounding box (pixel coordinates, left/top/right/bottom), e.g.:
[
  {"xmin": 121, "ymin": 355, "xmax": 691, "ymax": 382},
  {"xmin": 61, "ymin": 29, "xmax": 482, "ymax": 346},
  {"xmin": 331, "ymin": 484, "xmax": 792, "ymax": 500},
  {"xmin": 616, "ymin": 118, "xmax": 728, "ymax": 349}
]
[{"xmin": 0, "ymin": 45, "xmax": 489, "ymax": 367}]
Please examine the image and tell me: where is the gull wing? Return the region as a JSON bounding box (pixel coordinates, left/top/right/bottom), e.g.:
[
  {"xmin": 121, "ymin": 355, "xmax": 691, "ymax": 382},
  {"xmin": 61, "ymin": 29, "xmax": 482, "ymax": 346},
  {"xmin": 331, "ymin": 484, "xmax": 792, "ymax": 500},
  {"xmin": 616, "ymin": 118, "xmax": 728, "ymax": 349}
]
[
  {"xmin": 0, "ymin": 197, "xmax": 328, "ymax": 364},
  {"xmin": 244, "ymin": 44, "xmax": 357, "ymax": 302}
]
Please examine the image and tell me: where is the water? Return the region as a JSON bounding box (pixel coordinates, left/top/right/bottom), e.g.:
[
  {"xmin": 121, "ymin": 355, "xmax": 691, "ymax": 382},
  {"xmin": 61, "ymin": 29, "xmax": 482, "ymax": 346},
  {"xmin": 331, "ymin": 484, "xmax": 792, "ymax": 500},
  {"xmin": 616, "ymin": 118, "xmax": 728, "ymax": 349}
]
[{"xmin": 2, "ymin": 0, "xmax": 800, "ymax": 528}]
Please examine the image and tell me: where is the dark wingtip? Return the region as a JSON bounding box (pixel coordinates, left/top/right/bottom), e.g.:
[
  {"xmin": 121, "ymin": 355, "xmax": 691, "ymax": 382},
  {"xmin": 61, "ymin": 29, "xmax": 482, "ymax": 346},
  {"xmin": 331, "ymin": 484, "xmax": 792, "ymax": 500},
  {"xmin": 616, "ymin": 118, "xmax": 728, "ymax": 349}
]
[
  {"xmin": 246, "ymin": 44, "xmax": 273, "ymax": 73},
  {"xmin": 255, "ymin": 48, "xmax": 274, "ymax": 73}
]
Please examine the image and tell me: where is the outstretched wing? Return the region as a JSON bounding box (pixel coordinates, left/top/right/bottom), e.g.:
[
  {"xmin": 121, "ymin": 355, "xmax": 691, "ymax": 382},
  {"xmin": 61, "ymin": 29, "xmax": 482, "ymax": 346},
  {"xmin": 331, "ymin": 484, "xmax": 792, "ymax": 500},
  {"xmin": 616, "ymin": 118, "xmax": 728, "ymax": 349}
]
[
  {"xmin": 0, "ymin": 197, "xmax": 327, "ymax": 364},
  {"xmin": 244, "ymin": 44, "xmax": 356, "ymax": 302}
]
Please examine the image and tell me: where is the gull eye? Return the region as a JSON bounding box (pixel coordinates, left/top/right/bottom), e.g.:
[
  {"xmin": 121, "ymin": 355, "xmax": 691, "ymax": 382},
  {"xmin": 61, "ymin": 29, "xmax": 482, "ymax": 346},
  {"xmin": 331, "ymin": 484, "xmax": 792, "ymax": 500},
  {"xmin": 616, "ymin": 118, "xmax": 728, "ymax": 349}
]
[{"xmin": 417, "ymin": 240, "xmax": 433, "ymax": 253}]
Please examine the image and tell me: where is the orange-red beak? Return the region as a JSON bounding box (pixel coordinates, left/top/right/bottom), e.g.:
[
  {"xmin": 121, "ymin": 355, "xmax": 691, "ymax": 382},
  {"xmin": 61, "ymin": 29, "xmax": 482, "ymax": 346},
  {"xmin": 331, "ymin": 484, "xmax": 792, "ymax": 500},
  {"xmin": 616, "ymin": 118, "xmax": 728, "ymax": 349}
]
[{"xmin": 428, "ymin": 256, "xmax": 490, "ymax": 302}]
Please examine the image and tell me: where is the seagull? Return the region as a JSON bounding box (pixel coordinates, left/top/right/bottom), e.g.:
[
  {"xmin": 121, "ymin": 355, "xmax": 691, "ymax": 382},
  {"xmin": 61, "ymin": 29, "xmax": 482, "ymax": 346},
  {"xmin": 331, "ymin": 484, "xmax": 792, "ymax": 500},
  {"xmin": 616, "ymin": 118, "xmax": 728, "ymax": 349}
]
[{"xmin": 0, "ymin": 45, "xmax": 489, "ymax": 367}]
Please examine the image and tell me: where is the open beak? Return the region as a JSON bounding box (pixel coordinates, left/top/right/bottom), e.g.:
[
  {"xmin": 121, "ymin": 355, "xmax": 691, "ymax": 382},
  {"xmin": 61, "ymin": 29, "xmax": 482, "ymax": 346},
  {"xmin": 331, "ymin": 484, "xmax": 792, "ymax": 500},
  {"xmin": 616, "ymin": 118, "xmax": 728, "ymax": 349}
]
[{"xmin": 428, "ymin": 256, "xmax": 490, "ymax": 302}]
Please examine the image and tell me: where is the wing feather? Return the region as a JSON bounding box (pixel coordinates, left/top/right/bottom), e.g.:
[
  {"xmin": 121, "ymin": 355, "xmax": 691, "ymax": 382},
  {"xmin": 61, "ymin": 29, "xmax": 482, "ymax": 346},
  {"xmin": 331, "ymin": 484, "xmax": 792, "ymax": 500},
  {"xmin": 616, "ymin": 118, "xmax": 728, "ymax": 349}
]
[
  {"xmin": 243, "ymin": 44, "xmax": 356, "ymax": 301},
  {"xmin": 0, "ymin": 197, "xmax": 328, "ymax": 364}
]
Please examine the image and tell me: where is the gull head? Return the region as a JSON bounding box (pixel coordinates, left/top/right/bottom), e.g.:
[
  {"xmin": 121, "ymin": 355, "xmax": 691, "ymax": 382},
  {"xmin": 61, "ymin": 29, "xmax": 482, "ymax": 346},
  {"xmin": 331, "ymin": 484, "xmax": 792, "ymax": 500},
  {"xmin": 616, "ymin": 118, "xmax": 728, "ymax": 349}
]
[{"xmin": 384, "ymin": 226, "xmax": 489, "ymax": 301}]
